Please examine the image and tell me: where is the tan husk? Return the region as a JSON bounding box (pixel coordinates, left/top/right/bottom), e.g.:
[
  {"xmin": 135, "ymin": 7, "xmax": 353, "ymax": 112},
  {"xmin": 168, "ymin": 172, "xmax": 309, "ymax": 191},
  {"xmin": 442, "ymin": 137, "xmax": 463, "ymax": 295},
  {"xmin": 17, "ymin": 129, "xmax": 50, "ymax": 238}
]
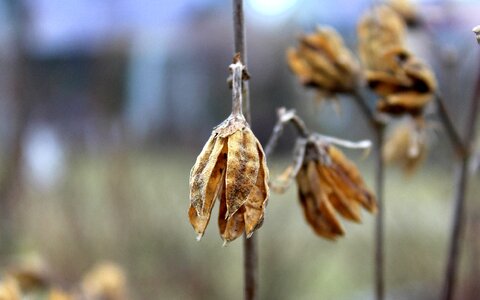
[
  {"xmin": 287, "ymin": 26, "xmax": 359, "ymax": 101},
  {"xmin": 358, "ymin": 5, "xmax": 437, "ymax": 117},
  {"xmin": 273, "ymin": 133, "xmax": 376, "ymax": 240}
]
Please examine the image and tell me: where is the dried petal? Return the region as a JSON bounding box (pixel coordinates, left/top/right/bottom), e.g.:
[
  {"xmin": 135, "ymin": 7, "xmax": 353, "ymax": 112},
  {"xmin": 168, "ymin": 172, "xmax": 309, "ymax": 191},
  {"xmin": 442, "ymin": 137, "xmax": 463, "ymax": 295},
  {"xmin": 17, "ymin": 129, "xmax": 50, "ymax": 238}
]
[
  {"xmin": 327, "ymin": 146, "xmax": 377, "ymax": 212},
  {"xmin": 189, "ymin": 135, "xmax": 225, "ymax": 214},
  {"xmin": 225, "ymin": 129, "xmax": 260, "ymax": 218},
  {"xmin": 218, "ymin": 186, "xmax": 245, "ymax": 243},
  {"xmin": 244, "ymin": 141, "xmax": 270, "ymax": 237},
  {"xmin": 317, "ymin": 165, "xmax": 362, "ymax": 222}
]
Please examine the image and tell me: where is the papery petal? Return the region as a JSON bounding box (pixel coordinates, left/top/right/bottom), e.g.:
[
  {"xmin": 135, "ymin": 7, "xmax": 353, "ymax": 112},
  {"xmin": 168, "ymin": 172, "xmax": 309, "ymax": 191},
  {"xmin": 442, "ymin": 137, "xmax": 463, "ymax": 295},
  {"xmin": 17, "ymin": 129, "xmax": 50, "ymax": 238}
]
[
  {"xmin": 189, "ymin": 136, "xmax": 226, "ymax": 215},
  {"xmin": 244, "ymin": 141, "xmax": 270, "ymax": 237},
  {"xmin": 225, "ymin": 129, "xmax": 260, "ymax": 218}
]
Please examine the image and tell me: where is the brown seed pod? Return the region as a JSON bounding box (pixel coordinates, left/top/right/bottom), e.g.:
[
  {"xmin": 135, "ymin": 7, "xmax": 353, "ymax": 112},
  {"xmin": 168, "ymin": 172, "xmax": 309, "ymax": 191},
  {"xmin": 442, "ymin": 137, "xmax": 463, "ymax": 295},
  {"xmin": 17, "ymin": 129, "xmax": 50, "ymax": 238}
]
[
  {"xmin": 358, "ymin": 5, "xmax": 406, "ymax": 72},
  {"xmin": 358, "ymin": 6, "xmax": 437, "ymax": 117},
  {"xmin": 268, "ymin": 109, "xmax": 376, "ymax": 240},
  {"xmin": 287, "ymin": 26, "xmax": 359, "ymax": 101},
  {"xmin": 383, "ymin": 118, "xmax": 428, "ymax": 174},
  {"xmin": 189, "ymin": 59, "xmax": 269, "ymax": 244},
  {"xmin": 294, "ymin": 140, "xmax": 376, "ymax": 239}
]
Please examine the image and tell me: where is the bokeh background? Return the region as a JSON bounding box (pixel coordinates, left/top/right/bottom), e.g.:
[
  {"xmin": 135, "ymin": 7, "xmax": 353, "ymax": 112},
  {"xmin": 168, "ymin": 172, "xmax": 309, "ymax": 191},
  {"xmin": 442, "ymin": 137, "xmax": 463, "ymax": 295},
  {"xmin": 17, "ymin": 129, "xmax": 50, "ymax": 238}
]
[{"xmin": 0, "ymin": 0, "xmax": 480, "ymax": 299}]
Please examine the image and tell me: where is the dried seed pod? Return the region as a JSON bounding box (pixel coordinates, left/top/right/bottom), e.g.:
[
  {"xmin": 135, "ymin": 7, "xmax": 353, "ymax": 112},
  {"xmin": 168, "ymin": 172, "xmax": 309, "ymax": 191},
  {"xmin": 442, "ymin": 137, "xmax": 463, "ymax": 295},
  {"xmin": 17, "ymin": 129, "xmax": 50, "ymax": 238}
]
[
  {"xmin": 358, "ymin": 6, "xmax": 437, "ymax": 117},
  {"xmin": 383, "ymin": 118, "xmax": 428, "ymax": 174},
  {"xmin": 287, "ymin": 26, "xmax": 359, "ymax": 101},
  {"xmin": 358, "ymin": 5, "xmax": 406, "ymax": 71},
  {"xmin": 267, "ymin": 109, "xmax": 375, "ymax": 239},
  {"xmin": 189, "ymin": 58, "xmax": 269, "ymax": 243}
]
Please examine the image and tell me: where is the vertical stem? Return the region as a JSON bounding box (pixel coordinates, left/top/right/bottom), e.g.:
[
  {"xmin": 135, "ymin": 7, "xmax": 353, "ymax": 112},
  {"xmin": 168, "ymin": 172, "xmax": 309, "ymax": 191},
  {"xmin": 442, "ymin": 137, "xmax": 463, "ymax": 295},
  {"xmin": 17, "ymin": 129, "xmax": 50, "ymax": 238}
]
[
  {"xmin": 232, "ymin": 1, "xmax": 256, "ymax": 299},
  {"xmin": 441, "ymin": 40, "xmax": 480, "ymax": 300},
  {"xmin": 351, "ymin": 91, "xmax": 386, "ymax": 300},
  {"xmin": 374, "ymin": 126, "xmax": 385, "ymax": 300}
]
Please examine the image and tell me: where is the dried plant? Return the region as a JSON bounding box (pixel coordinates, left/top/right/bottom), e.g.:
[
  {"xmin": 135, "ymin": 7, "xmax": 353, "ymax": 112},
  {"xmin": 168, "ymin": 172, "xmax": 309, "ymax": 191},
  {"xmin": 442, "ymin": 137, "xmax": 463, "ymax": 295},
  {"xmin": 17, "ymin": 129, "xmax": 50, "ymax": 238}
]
[
  {"xmin": 267, "ymin": 109, "xmax": 376, "ymax": 239},
  {"xmin": 358, "ymin": 6, "xmax": 437, "ymax": 117},
  {"xmin": 287, "ymin": 26, "xmax": 360, "ymax": 102},
  {"xmin": 81, "ymin": 262, "xmax": 128, "ymax": 300},
  {"xmin": 383, "ymin": 118, "xmax": 428, "ymax": 173},
  {"xmin": 189, "ymin": 57, "xmax": 269, "ymax": 244}
]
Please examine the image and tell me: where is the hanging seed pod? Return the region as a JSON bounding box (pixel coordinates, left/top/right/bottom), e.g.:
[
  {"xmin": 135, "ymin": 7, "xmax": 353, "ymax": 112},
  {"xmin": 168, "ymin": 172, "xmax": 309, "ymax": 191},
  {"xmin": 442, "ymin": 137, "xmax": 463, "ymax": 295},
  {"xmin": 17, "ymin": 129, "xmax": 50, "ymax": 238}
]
[
  {"xmin": 268, "ymin": 109, "xmax": 375, "ymax": 240},
  {"xmin": 189, "ymin": 56, "xmax": 269, "ymax": 244},
  {"xmin": 287, "ymin": 26, "xmax": 359, "ymax": 102},
  {"xmin": 383, "ymin": 118, "xmax": 428, "ymax": 174}
]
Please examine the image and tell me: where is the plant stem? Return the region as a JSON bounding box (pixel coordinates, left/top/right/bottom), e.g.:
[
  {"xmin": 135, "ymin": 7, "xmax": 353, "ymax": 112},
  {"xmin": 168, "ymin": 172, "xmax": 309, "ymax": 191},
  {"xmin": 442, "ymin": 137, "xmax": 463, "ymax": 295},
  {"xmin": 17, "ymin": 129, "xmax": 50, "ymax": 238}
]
[
  {"xmin": 232, "ymin": 1, "xmax": 256, "ymax": 299},
  {"xmin": 441, "ymin": 40, "xmax": 480, "ymax": 300},
  {"xmin": 435, "ymin": 93, "xmax": 467, "ymax": 158},
  {"xmin": 374, "ymin": 126, "xmax": 385, "ymax": 300},
  {"xmin": 351, "ymin": 91, "xmax": 385, "ymax": 300}
]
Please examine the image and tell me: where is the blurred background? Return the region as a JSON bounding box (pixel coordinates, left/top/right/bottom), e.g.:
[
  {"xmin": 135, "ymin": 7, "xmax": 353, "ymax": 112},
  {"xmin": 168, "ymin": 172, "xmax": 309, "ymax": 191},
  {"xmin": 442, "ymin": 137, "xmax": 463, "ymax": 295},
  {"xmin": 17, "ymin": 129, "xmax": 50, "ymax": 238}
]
[{"xmin": 0, "ymin": 0, "xmax": 480, "ymax": 299}]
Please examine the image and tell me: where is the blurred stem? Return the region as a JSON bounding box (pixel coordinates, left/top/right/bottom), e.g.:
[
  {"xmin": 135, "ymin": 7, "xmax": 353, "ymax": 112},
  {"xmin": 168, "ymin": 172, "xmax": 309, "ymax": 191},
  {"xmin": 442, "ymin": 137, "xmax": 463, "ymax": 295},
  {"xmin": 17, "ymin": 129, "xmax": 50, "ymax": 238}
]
[
  {"xmin": 0, "ymin": 0, "xmax": 29, "ymax": 261},
  {"xmin": 441, "ymin": 39, "xmax": 480, "ymax": 300},
  {"xmin": 351, "ymin": 90, "xmax": 385, "ymax": 300},
  {"xmin": 435, "ymin": 93, "xmax": 467, "ymax": 158},
  {"xmin": 232, "ymin": 0, "xmax": 257, "ymax": 299}
]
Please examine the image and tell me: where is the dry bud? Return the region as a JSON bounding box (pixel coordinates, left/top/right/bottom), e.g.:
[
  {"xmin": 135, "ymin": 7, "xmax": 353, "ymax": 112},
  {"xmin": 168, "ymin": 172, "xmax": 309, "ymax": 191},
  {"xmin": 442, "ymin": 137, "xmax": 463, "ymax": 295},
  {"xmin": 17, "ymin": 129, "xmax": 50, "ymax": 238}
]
[
  {"xmin": 287, "ymin": 26, "xmax": 359, "ymax": 101},
  {"xmin": 189, "ymin": 58, "xmax": 269, "ymax": 244},
  {"xmin": 383, "ymin": 118, "xmax": 428, "ymax": 174},
  {"xmin": 269, "ymin": 110, "xmax": 376, "ymax": 240}
]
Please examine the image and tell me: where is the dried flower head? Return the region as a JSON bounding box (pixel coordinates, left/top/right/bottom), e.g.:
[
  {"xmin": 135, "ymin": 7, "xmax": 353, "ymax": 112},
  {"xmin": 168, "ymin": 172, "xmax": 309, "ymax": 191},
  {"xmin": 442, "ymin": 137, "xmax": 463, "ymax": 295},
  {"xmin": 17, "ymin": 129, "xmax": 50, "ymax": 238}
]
[
  {"xmin": 287, "ymin": 26, "xmax": 359, "ymax": 101},
  {"xmin": 0, "ymin": 277, "xmax": 21, "ymax": 300},
  {"xmin": 189, "ymin": 57, "xmax": 269, "ymax": 244},
  {"xmin": 358, "ymin": 6, "xmax": 437, "ymax": 117},
  {"xmin": 81, "ymin": 262, "xmax": 127, "ymax": 300},
  {"xmin": 383, "ymin": 118, "xmax": 428, "ymax": 173},
  {"xmin": 358, "ymin": 5, "xmax": 406, "ymax": 71},
  {"xmin": 269, "ymin": 109, "xmax": 376, "ymax": 239},
  {"xmin": 473, "ymin": 25, "xmax": 480, "ymax": 44}
]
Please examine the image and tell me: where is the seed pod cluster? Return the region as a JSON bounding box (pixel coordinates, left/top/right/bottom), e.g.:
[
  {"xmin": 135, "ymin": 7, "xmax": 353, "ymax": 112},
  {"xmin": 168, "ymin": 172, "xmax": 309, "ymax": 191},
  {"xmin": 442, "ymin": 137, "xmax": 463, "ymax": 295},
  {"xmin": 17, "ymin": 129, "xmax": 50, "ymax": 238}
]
[
  {"xmin": 188, "ymin": 59, "xmax": 269, "ymax": 244},
  {"xmin": 383, "ymin": 118, "xmax": 428, "ymax": 174},
  {"xmin": 272, "ymin": 129, "xmax": 376, "ymax": 240},
  {"xmin": 358, "ymin": 5, "xmax": 436, "ymax": 117},
  {"xmin": 287, "ymin": 26, "xmax": 359, "ymax": 101}
]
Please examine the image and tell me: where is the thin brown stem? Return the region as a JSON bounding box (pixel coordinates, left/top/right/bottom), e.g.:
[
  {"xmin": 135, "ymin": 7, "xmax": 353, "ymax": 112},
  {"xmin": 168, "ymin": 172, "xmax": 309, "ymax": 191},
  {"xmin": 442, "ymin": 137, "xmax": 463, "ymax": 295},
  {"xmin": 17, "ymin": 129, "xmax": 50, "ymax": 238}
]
[
  {"xmin": 232, "ymin": 1, "xmax": 257, "ymax": 299},
  {"xmin": 350, "ymin": 90, "xmax": 385, "ymax": 300},
  {"xmin": 441, "ymin": 37, "xmax": 480, "ymax": 300},
  {"xmin": 374, "ymin": 127, "xmax": 385, "ymax": 300},
  {"xmin": 230, "ymin": 60, "xmax": 244, "ymax": 117}
]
